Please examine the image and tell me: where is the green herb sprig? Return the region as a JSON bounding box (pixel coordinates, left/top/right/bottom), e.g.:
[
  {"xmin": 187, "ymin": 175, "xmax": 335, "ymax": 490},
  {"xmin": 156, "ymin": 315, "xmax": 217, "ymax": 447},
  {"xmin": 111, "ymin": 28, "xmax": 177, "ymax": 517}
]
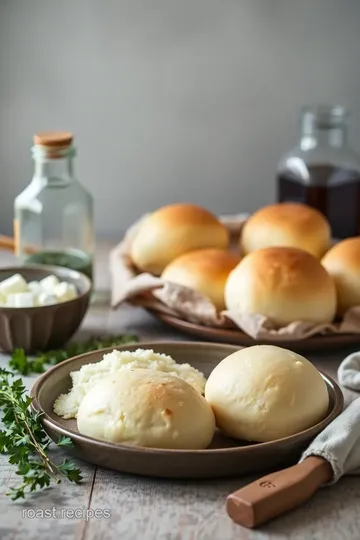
[
  {"xmin": 0, "ymin": 368, "xmax": 82, "ymax": 500},
  {"xmin": 2, "ymin": 333, "xmax": 138, "ymax": 499},
  {"xmin": 9, "ymin": 334, "xmax": 138, "ymax": 375}
]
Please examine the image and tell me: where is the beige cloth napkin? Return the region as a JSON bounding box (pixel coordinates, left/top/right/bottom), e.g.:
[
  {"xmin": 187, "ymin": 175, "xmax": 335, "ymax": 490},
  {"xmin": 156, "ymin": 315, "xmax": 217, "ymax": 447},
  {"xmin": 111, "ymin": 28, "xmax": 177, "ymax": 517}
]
[
  {"xmin": 338, "ymin": 352, "xmax": 360, "ymax": 391},
  {"xmin": 109, "ymin": 214, "xmax": 360, "ymax": 341},
  {"xmin": 299, "ymin": 397, "xmax": 360, "ymax": 483}
]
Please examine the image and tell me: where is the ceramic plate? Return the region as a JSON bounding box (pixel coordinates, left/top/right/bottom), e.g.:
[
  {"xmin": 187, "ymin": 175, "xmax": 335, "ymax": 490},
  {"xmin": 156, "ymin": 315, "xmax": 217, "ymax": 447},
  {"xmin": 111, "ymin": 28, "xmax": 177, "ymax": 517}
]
[
  {"xmin": 31, "ymin": 341, "xmax": 343, "ymax": 479},
  {"xmin": 147, "ymin": 309, "xmax": 360, "ymax": 352}
]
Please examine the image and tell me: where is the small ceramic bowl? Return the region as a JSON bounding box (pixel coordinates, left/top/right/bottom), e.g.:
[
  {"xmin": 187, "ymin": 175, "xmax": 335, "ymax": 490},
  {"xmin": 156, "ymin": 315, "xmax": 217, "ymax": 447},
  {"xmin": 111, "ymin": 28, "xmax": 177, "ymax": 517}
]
[{"xmin": 0, "ymin": 265, "xmax": 92, "ymax": 353}]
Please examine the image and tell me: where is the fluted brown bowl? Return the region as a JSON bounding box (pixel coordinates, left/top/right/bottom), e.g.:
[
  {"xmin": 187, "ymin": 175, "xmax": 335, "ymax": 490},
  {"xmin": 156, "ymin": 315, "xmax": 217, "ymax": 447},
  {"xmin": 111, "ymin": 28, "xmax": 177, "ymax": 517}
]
[{"xmin": 0, "ymin": 265, "xmax": 92, "ymax": 353}]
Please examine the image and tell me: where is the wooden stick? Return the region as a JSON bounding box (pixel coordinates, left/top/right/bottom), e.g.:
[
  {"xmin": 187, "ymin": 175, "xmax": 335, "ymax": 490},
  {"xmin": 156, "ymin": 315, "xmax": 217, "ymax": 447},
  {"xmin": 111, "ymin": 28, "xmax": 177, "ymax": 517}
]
[
  {"xmin": 0, "ymin": 235, "xmax": 15, "ymax": 252},
  {"xmin": 0, "ymin": 236, "xmax": 38, "ymax": 255}
]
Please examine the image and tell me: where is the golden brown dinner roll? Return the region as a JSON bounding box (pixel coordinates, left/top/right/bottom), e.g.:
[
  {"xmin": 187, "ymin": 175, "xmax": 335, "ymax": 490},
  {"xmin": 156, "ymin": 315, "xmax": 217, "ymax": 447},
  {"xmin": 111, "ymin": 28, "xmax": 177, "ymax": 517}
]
[
  {"xmin": 240, "ymin": 203, "xmax": 331, "ymax": 258},
  {"xmin": 225, "ymin": 246, "xmax": 336, "ymax": 326},
  {"xmin": 322, "ymin": 237, "xmax": 360, "ymax": 316},
  {"xmin": 205, "ymin": 345, "xmax": 329, "ymax": 442},
  {"xmin": 77, "ymin": 369, "xmax": 215, "ymax": 449},
  {"xmin": 161, "ymin": 249, "xmax": 241, "ymax": 311},
  {"xmin": 130, "ymin": 203, "xmax": 229, "ymax": 275}
]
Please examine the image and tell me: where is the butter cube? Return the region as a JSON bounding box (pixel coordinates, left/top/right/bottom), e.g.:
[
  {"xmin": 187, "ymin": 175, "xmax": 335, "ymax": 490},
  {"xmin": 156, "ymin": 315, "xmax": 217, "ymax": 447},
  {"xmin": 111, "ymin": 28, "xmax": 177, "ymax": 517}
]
[
  {"xmin": 54, "ymin": 282, "xmax": 77, "ymax": 303},
  {"xmin": 37, "ymin": 292, "xmax": 57, "ymax": 306},
  {"xmin": 0, "ymin": 274, "xmax": 28, "ymax": 296},
  {"xmin": 7, "ymin": 292, "xmax": 35, "ymax": 308},
  {"xmin": 28, "ymin": 281, "xmax": 41, "ymax": 295},
  {"xmin": 39, "ymin": 275, "xmax": 60, "ymax": 293}
]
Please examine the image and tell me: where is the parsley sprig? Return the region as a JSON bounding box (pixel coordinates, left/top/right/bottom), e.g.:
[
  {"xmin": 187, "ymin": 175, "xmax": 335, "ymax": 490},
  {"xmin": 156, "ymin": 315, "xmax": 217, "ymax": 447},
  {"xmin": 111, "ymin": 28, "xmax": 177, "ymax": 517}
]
[
  {"xmin": 9, "ymin": 334, "xmax": 138, "ymax": 375},
  {"xmin": 0, "ymin": 368, "xmax": 81, "ymax": 500}
]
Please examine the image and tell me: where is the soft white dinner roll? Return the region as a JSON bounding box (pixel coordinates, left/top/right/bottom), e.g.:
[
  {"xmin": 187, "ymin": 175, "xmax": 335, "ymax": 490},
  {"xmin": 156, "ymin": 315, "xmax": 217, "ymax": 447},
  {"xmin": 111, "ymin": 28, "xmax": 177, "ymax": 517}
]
[
  {"xmin": 205, "ymin": 345, "xmax": 329, "ymax": 442},
  {"xmin": 322, "ymin": 237, "xmax": 360, "ymax": 316},
  {"xmin": 77, "ymin": 369, "xmax": 215, "ymax": 449},
  {"xmin": 225, "ymin": 246, "xmax": 336, "ymax": 326},
  {"xmin": 161, "ymin": 248, "xmax": 241, "ymax": 311},
  {"xmin": 240, "ymin": 203, "xmax": 331, "ymax": 258},
  {"xmin": 130, "ymin": 203, "xmax": 229, "ymax": 275}
]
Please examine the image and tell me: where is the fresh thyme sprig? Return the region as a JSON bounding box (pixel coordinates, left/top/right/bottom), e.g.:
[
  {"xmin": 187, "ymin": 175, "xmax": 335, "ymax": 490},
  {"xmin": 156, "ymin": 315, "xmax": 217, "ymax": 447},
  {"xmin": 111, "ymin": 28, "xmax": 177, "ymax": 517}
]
[
  {"xmin": 9, "ymin": 334, "xmax": 139, "ymax": 375},
  {"xmin": 0, "ymin": 368, "xmax": 82, "ymax": 500},
  {"xmin": 2, "ymin": 334, "xmax": 139, "ymax": 499}
]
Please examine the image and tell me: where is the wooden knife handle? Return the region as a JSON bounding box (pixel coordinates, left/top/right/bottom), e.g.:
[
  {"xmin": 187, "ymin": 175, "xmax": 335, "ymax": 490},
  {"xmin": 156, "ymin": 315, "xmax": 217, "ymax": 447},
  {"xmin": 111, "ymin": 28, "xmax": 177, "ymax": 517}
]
[{"xmin": 226, "ymin": 456, "xmax": 333, "ymax": 529}]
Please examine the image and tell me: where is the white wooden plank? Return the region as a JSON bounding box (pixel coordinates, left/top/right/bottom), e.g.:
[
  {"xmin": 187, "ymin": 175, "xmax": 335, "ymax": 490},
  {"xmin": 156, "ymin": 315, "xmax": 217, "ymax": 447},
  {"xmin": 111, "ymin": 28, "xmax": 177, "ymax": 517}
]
[
  {"xmin": 0, "ymin": 450, "xmax": 96, "ymax": 540},
  {"xmin": 84, "ymin": 468, "xmax": 360, "ymax": 540}
]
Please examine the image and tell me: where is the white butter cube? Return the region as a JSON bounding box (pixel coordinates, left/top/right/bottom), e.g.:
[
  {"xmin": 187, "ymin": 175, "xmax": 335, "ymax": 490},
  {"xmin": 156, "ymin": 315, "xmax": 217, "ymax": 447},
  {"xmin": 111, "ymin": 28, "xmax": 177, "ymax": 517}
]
[
  {"xmin": 28, "ymin": 281, "xmax": 41, "ymax": 295},
  {"xmin": 37, "ymin": 292, "xmax": 57, "ymax": 306},
  {"xmin": 6, "ymin": 292, "xmax": 35, "ymax": 308},
  {"xmin": 54, "ymin": 282, "xmax": 77, "ymax": 303},
  {"xmin": 39, "ymin": 275, "xmax": 60, "ymax": 293},
  {"xmin": 0, "ymin": 274, "xmax": 28, "ymax": 296}
]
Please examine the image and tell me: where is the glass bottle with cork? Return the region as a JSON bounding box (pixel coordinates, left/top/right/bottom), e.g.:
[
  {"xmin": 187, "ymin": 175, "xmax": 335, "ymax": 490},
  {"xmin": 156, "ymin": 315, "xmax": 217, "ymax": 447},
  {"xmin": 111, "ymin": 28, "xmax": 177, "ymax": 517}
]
[
  {"xmin": 277, "ymin": 105, "xmax": 360, "ymax": 239},
  {"xmin": 14, "ymin": 132, "xmax": 94, "ymax": 280}
]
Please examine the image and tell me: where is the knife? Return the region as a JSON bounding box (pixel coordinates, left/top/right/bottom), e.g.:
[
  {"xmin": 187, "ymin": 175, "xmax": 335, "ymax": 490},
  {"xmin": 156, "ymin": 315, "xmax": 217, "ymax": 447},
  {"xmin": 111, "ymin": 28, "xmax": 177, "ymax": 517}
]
[
  {"xmin": 226, "ymin": 455, "xmax": 332, "ymax": 528},
  {"xmin": 226, "ymin": 396, "xmax": 360, "ymax": 529}
]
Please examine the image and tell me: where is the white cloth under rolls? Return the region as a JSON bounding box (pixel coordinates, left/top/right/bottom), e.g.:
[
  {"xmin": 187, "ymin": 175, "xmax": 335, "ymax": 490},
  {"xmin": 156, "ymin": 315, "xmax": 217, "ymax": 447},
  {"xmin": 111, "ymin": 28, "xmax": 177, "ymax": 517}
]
[{"xmin": 299, "ymin": 397, "xmax": 360, "ymax": 483}]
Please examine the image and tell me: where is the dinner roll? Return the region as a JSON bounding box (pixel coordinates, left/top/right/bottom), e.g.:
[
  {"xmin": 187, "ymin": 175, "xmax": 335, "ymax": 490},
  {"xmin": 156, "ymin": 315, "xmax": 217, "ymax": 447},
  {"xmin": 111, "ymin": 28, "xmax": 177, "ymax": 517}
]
[
  {"xmin": 322, "ymin": 237, "xmax": 360, "ymax": 315},
  {"xmin": 77, "ymin": 369, "xmax": 215, "ymax": 449},
  {"xmin": 240, "ymin": 203, "xmax": 331, "ymax": 258},
  {"xmin": 205, "ymin": 345, "xmax": 329, "ymax": 442},
  {"xmin": 161, "ymin": 249, "xmax": 241, "ymax": 311},
  {"xmin": 225, "ymin": 247, "xmax": 336, "ymax": 326},
  {"xmin": 130, "ymin": 203, "xmax": 229, "ymax": 275}
]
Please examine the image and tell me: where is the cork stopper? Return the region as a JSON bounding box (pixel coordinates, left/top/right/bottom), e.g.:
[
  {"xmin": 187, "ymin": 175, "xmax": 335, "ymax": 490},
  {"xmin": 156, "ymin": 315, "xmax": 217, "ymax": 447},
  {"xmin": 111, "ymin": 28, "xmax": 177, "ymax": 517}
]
[{"xmin": 33, "ymin": 131, "xmax": 73, "ymax": 148}]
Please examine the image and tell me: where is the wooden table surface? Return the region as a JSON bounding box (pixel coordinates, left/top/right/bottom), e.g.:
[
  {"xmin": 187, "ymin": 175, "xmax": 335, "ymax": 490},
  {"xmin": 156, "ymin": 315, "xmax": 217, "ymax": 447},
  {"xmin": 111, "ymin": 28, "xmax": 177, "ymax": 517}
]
[{"xmin": 0, "ymin": 242, "xmax": 360, "ymax": 540}]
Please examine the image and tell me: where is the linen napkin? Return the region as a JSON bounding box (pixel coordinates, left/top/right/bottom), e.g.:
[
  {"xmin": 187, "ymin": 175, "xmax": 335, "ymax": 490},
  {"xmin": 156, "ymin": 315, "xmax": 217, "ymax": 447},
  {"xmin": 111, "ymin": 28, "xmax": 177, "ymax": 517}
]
[
  {"xmin": 299, "ymin": 397, "xmax": 360, "ymax": 483},
  {"xmin": 338, "ymin": 352, "xmax": 360, "ymax": 391}
]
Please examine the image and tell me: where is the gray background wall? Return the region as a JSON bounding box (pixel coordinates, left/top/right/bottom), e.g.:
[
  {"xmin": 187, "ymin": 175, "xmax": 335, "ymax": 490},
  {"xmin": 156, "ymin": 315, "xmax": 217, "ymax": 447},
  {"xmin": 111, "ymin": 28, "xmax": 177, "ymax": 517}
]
[{"xmin": 1, "ymin": 0, "xmax": 360, "ymax": 237}]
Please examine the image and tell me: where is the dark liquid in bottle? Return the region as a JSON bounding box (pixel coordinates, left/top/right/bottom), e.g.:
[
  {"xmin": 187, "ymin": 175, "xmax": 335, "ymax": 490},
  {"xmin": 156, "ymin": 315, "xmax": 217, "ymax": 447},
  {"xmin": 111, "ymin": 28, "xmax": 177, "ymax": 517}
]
[
  {"xmin": 277, "ymin": 165, "xmax": 360, "ymax": 239},
  {"xmin": 25, "ymin": 249, "xmax": 93, "ymax": 281}
]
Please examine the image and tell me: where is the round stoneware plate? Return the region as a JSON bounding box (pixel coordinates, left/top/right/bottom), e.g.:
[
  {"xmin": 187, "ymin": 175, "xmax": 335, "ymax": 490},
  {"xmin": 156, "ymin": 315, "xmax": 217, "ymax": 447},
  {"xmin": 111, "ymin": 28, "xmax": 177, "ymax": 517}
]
[
  {"xmin": 31, "ymin": 341, "xmax": 343, "ymax": 479},
  {"xmin": 147, "ymin": 309, "xmax": 360, "ymax": 352}
]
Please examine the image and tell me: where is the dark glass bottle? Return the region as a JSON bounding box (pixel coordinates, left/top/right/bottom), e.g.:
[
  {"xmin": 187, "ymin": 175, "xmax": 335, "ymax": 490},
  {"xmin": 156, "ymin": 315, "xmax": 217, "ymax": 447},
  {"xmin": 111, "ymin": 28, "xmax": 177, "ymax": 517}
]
[{"xmin": 277, "ymin": 105, "xmax": 360, "ymax": 239}]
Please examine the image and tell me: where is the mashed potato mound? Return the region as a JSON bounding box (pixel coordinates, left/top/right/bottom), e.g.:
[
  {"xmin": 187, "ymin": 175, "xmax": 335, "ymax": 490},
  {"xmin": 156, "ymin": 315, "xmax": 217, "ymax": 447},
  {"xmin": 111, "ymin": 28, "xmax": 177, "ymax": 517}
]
[{"xmin": 53, "ymin": 348, "xmax": 206, "ymax": 419}]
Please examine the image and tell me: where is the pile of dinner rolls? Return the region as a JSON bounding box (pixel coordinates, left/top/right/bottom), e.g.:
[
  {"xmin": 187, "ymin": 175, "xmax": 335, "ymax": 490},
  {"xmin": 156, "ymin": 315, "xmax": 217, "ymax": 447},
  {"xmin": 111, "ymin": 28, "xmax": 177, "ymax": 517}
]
[
  {"xmin": 76, "ymin": 344, "xmax": 329, "ymax": 446},
  {"xmin": 129, "ymin": 202, "xmax": 360, "ymax": 326}
]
